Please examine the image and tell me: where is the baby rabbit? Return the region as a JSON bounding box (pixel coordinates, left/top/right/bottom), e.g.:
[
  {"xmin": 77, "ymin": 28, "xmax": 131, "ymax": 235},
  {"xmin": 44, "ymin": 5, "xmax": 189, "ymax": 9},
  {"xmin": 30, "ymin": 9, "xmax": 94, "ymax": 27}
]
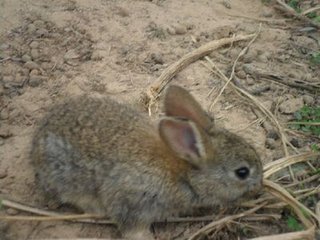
[{"xmin": 31, "ymin": 85, "xmax": 262, "ymax": 239}]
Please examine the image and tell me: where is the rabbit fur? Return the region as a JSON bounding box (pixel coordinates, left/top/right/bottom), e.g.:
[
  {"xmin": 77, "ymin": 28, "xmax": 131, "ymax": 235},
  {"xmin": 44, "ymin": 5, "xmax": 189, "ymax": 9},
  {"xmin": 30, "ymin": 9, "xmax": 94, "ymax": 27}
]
[{"xmin": 31, "ymin": 85, "xmax": 262, "ymax": 239}]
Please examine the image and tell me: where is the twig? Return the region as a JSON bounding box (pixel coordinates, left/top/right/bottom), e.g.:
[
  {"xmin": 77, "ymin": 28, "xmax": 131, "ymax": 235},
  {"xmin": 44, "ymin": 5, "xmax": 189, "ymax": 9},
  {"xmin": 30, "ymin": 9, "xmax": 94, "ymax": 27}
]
[
  {"xmin": 263, "ymin": 179, "xmax": 317, "ymax": 227},
  {"xmin": 209, "ymin": 24, "xmax": 261, "ymax": 110},
  {"xmin": 249, "ymin": 226, "xmax": 315, "ymax": 240},
  {"xmin": 187, "ymin": 203, "xmax": 266, "ymax": 240},
  {"xmin": 274, "ymin": 0, "xmax": 320, "ymax": 29},
  {"xmin": 263, "ymin": 152, "xmax": 319, "ymax": 178},
  {"xmin": 142, "ymin": 33, "xmax": 256, "ymax": 109},
  {"xmin": 302, "ymin": 6, "xmax": 320, "ymax": 16},
  {"xmin": 204, "ymin": 55, "xmax": 291, "ymax": 157}
]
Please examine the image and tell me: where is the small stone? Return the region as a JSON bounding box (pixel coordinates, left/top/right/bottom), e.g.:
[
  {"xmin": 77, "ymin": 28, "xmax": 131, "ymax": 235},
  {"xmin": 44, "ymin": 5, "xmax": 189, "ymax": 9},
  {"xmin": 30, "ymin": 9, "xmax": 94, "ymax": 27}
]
[
  {"xmin": 151, "ymin": 53, "xmax": 164, "ymax": 64},
  {"xmin": 2, "ymin": 75, "xmax": 14, "ymax": 83},
  {"xmin": 303, "ymin": 95, "xmax": 314, "ymax": 105},
  {"xmin": 14, "ymin": 74, "xmax": 26, "ymax": 85},
  {"xmin": 265, "ymin": 138, "xmax": 276, "ymax": 150},
  {"xmin": 29, "ymin": 69, "xmax": 40, "ymax": 76},
  {"xmin": 0, "ymin": 170, "xmax": 7, "ymax": 179},
  {"xmin": 41, "ymin": 62, "xmax": 53, "ymax": 70},
  {"xmin": 29, "ymin": 41, "xmax": 39, "ymax": 49},
  {"xmin": 36, "ymin": 28, "xmax": 49, "ymax": 37},
  {"xmin": 33, "ymin": 20, "xmax": 45, "ymax": 27},
  {"xmin": 260, "ymin": 7, "xmax": 273, "ymax": 18},
  {"xmin": 266, "ymin": 130, "xmax": 279, "ymax": 140},
  {"xmin": 290, "ymin": 138, "xmax": 303, "ymax": 148},
  {"xmin": 0, "ymin": 128, "xmax": 12, "ymax": 138},
  {"xmin": 114, "ymin": 6, "xmax": 129, "ymax": 17},
  {"xmin": 167, "ymin": 26, "xmax": 176, "ymax": 35},
  {"xmin": 0, "ymin": 43, "xmax": 9, "ymax": 50},
  {"xmin": 30, "ymin": 49, "xmax": 39, "ymax": 59},
  {"xmin": 64, "ymin": 49, "xmax": 80, "ymax": 60},
  {"xmin": 0, "ymin": 84, "xmax": 4, "ymax": 96},
  {"xmin": 279, "ymin": 97, "xmax": 304, "ymax": 114},
  {"xmin": 236, "ymin": 69, "xmax": 246, "ymax": 79},
  {"xmin": 6, "ymin": 208, "xmax": 18, "ymax": 216},
  {"xmin": 29, "ymin": 75, "xmax": 46, "ymax": 87},
  {"xmin": 21, "ymin": 54, "xmax": 32, "ymax": 62},
  {"xmin": 27, "ymin": 24, "xmax": 36, "ymax": 33},
  {"xmin": 173, "ymin": 24, "xmax": 187, "ymax": 35},
  {"xmin": 24, "ymin": 61, "xmax": 39, "ymax": 70},
  {"xmin": 246, "ymin": 75, "xmax": 255, "ymax": 85},
  {"xmin": 90, "ymin": 51, "xmax": 103, "ymax": 61}
]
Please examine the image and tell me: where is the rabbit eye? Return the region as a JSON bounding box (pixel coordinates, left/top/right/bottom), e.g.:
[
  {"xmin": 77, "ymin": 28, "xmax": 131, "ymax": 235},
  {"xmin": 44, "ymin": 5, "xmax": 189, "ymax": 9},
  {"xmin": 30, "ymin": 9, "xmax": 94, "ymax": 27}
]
[{"xmin": 235, "ymin": 167, "xmax": 250, "ymax": 180}]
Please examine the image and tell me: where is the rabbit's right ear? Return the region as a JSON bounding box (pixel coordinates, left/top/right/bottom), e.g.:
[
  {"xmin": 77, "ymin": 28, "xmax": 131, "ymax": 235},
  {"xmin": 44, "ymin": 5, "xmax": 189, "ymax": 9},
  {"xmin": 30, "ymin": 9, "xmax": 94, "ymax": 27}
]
[
  {"xmin": 159, "ymin": 117, "xmax": 209, "ymax": 167},
  {"xmin": 163, "ymin": 85, "xmax": 213, "ymax": 131}
]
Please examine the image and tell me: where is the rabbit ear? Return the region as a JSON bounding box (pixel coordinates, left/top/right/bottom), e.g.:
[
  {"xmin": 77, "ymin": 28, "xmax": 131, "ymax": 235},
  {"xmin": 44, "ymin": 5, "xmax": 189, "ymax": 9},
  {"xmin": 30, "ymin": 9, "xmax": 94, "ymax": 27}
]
[
  {"xmin": 164, "ymin": 85, "xmax": 213, "ymax": 130},
  {"xmin": 159, "ymin": 117, "xmax": 208, "ymax": 167}
]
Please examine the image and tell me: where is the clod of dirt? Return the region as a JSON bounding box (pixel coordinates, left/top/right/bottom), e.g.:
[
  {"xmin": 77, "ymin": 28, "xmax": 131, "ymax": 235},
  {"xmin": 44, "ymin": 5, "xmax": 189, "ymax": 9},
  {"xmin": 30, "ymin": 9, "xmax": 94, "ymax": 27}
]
[
  {"xmin": 167, "ymin": 23, "xmax": 187, "ymax": 35},
  {"xmin": 150, "ymin": 53, "xmax": 164, "ymax": 64},
  {"xmin": 0, "ymin": 128, "xmax": 12, "ymax": 138},
  {"xmin": 5, "ymin": 208, "xmax": 18, "ymax": 216},
  {"xmin": 29, "ymin": 41, "xmax": 39, "ymax": 49},
  {"xmin": 24, "ymin": 61, "xmax": 40, "ymax": 70},
  {"xmin": 290, "ymin": 138, "xmax": 303, "ymax": 148},
  {"xmin": 260, "ymin": 7, "xmax": 273, "ymax": 18},
  {"xmin": 302, "ymin": 95, "xmax": 314, "ymax": 105},
  {"xmin": 29, "ymin": 75, "xmax": 47, "ymax": 87},
  {"xmin": 64, "ymin": 49, "xmax": 80, "ymax": 60},
  {"xmin": 279, "ymin": 97, "xmax": 304, "ymax": 114},
  {"xmin": 266, "ymin": 130, "xmax": 279, "ymax": 140},
  {"xmin": 21, "ymin": 54, "xmax": 32, "ymax": 62},
  {"xmin": 0, "ymin": 169, "xmax": 8, "ymax": 179},
  {"xmin": 265, "ymin": 138, "xmax": 277, "ymax": 150}
]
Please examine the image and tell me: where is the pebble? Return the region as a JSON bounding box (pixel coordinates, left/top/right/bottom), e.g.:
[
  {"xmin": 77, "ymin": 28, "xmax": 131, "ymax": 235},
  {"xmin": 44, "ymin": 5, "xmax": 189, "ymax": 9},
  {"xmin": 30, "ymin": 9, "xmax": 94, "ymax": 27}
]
[
  {"xmin": 24, "ymin": 61, "xmax": 39, "ymax": 70},
  {"xmin": 64, "ymin": 49, "xmax": 80, "ymax": 60},
  {"xmin": 0, "ymin": 43, "xmax": 9, "ymax": 50},
  {"xmin": 173, "ymin": 24, "xmax": 187, "ymax": 35},
  {"xmin": 260, "ymin": 7, "xmax": 273, "ymax": 18},
  {"xmin": 0, "ymin": 84, "xmax": 4, "ymax": 96},
  {"xmin": 41, "ymin": 62, "xmax": 53, "ymax": 70},
  {"xmin": 0, "ymin": 128, "xmax": 12, "ymax": 138},
  {"xmin": 266, "ymin": 130, "xmax": 279, "ymax": 140},
  {"xmin": 150, "ymin": 53, "xmax": 164, "ymax": 64},
  {"xmin": 0, "ymin": 170, "xmax": 7, "ymax": 179},
  {"xmin": 21, "ymin": 54, "xmax": 32, "ymax": 62},
  {"xmin": 27, "ymin": 24, "xmax": 36, "ymax": 33},
  {"xmin": 246, "ymin": 75, "xmax": 255, "ymax": 85},
  {"xmin": 279, "ymin": 97, "xmax": 304, "ymax": 114},
  {"xmin": 29, "ymin": 41, "xmax": 39, "ymax": 49},
  {"xmin": 302, "ymin": 95, "xmax": 314, "ymax": 105},
  {"xmin": 90, "ymin": 51, "xmax": 103, "ymax": 61},
  {"xmin": 36, "ymin": 28, "xmax": 49, "ymax": 37},
  {"xmin": 29, "ymin": 75, "xmax": 46, "ymax": 87},
  {"xmin": 33, "ymin": 20, "xmax": 45, "ymax": 28},
  {"xmin": 6, "ymin": 208, "xmax": 18, "ymax": 216},
  {"xmin": 30, "ymin": 69, "xmax": 40, "ymax": 76},
  {"xmin": 236, "ymin": 69, "xmax": 246, "ymax": 79},
  {"xmin": 265, "ymin": 138, "xmax": 277, "ymax": 150},
  {"xmin": 30, "ymin": 49, "xmax": 39, "ymax": 59},
  {"xmin": 2, "ymin": 75, "xmax": 14, "ymax": 83},
  {"xmin": 290, "ymin": 138, "xmax": 303, "ymax": 148}
]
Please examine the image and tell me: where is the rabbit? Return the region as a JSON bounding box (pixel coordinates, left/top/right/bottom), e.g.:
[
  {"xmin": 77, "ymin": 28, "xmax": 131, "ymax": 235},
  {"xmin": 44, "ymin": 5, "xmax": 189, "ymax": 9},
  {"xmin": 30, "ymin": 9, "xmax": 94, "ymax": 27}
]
[{"xmin": 31, "ymin": 85, "xmax": 263, "ymax": 239}]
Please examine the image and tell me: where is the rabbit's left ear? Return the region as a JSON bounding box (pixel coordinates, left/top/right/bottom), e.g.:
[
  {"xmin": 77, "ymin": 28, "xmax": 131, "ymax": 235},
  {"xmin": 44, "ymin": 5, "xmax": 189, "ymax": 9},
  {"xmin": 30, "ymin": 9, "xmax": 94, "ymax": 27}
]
[
  {"xmin": 159, "ymin": 117, "xmax": 209, "ymax": 167},
  {"xmin": 163, "ymin": 85, "xmax": 213, "ymax": 131}
]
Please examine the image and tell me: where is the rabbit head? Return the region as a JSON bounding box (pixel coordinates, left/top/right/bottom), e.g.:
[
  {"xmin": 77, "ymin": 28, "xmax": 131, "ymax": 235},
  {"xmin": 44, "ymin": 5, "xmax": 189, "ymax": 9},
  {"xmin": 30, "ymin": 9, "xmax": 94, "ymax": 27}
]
[{"xmin": 160, "ymin": 85, "xmax": 263, "ymax": 207}]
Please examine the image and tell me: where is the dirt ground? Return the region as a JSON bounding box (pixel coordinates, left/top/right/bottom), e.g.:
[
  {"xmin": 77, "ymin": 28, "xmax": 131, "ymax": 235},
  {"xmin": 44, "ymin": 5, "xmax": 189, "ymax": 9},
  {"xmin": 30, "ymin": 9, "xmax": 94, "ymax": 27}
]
[{"xmin": 0, "ymin": 0, "xmax": 319, "ymax": 239}]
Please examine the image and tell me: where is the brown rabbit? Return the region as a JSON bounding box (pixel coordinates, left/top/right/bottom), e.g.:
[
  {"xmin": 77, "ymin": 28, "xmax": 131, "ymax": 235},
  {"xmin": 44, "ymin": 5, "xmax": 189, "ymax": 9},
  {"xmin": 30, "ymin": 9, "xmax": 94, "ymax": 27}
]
[{"xmin": 31, "ymin": 85, "xmax": 262, "ymax": 239}]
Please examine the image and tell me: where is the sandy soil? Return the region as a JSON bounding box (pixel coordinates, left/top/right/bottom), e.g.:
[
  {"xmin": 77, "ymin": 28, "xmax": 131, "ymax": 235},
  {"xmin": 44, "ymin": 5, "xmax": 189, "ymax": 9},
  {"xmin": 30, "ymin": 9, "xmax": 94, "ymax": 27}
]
[{"xmin": 0, "ymin": 0, "xmax": 319, "ymax": 239}]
